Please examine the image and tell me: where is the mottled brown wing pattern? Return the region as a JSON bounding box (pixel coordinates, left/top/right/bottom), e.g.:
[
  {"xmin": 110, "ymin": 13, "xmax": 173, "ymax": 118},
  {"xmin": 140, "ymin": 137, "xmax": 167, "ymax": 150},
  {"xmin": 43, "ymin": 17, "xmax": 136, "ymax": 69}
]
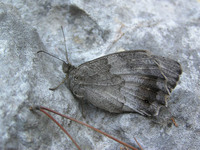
[{"xmin": 68, "ymin": 50, "xmax": 182, "ymax": 116}]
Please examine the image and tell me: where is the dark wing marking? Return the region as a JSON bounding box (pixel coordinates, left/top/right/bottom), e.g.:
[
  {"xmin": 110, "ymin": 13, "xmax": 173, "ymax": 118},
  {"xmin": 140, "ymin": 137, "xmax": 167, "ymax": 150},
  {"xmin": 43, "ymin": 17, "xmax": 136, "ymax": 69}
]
[
  {"xmin": 69, "ymin": 50, "xmax": 182, "ymax": 116},
  {"xmin": 152, "ymin": 56, "xmax": 182, "ymax": 92}
]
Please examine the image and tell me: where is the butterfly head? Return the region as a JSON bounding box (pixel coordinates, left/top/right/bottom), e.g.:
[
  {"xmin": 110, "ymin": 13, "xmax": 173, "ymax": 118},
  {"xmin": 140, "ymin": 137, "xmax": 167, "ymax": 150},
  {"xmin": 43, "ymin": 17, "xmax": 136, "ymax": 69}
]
[{"xmin": 62, "ymin": 62, "xmax": 75, "ymax": 75}]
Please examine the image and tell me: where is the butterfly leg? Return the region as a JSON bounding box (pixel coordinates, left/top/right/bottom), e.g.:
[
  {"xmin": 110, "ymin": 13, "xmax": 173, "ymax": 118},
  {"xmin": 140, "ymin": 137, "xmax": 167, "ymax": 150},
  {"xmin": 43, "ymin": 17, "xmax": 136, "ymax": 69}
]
[{"xmin": 49, "ymin": 76, "xmax": 68, "ymax": 91}]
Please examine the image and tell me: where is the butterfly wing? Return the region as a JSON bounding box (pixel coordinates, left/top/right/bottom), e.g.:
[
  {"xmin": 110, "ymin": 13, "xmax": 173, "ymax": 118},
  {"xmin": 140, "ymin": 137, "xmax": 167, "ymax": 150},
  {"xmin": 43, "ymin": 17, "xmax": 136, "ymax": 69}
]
[{"xmin": 68, "ymin": 50, "xmax": 182, "ymax": 116}]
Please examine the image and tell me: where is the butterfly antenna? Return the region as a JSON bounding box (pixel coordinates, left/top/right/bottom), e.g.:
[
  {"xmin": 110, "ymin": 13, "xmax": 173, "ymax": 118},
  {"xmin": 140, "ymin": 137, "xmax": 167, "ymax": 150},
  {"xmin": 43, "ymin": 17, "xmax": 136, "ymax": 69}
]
[
  {"xmin": 61, "ymin": 26, "xmax": 71, "ymax": 65},
  {"xmin": 37, "ymin": 50, "xmax": 66, "ymax": 64}
]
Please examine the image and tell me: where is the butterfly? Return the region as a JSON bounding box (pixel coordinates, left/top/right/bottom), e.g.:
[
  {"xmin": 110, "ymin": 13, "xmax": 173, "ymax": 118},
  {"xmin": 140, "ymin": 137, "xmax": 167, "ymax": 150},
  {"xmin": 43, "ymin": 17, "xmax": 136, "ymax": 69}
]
[{"xmin": 39, "ymin": 49, "xmax": 181, "ymax": 116}]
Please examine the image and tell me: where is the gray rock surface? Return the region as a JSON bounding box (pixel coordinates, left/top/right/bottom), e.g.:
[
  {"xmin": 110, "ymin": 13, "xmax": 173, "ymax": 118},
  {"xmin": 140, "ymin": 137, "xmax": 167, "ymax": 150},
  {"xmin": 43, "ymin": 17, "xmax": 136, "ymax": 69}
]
[{"xmin": 0, "ymin": 0, "xmax": 200, "ymax": 150}]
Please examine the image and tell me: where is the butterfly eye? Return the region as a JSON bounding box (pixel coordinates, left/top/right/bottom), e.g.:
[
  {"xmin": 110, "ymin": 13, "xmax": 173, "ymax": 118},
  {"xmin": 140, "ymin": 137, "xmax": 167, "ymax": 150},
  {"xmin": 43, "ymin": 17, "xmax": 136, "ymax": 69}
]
[{"xmin": 145, "ymin": 100, "xmax": 149, "ymax": 104}]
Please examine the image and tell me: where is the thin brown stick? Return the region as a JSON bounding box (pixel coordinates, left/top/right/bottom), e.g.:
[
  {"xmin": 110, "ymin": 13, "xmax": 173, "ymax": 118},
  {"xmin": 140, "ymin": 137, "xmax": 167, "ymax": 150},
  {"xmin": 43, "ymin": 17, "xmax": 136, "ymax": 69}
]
[
  {"xmin": 39, "ymin": 108, "xmax": 81, "ymax": 150},
  {"xmin": 134, "ymin": 137, "xmax": 143, "ymax": 150},
  {"xmin": 171, "ymin": 117, "xmax": 178, "ymax": 127},
  {"xmin": 39, "ymin": 106, "xmax": 138, "ymax": 150}
]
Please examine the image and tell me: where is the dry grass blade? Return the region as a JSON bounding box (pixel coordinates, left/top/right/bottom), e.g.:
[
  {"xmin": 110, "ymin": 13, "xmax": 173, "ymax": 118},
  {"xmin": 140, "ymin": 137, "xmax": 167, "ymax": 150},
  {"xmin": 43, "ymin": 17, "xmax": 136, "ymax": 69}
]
[
  {"xmin": 120, "ymin": 147, "xmax": 129, "ymax": 150},
  {"xmin": 171, "ymin": 117, "xmax": 178, "ymax": 127},
  {"xmin": 37, "ymin": 106, "xmax": 138, "ymax": 150},
  {"xmin": 134, "ymin": 137, "xmax": 143, "ymax": 150},
  {"xmin": 39, "ymin": 108, "xmax": 81, "ymax": 150}
]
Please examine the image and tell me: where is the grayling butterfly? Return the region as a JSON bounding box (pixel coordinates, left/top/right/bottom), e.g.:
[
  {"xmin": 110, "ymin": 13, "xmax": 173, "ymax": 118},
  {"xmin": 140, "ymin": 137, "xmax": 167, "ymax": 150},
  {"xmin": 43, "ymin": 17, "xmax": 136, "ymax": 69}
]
[{"xmin": 39, "ymin": 49, "xmax": 182, "ymax": 116}]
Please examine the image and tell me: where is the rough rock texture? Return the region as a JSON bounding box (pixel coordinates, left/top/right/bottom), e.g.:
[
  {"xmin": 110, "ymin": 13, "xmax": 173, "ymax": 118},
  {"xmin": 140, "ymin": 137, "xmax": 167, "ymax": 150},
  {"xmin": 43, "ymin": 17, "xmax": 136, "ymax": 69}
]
[{"xmin": 0, "ymin": 1, "xmax": 200, "ymax": 150}]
